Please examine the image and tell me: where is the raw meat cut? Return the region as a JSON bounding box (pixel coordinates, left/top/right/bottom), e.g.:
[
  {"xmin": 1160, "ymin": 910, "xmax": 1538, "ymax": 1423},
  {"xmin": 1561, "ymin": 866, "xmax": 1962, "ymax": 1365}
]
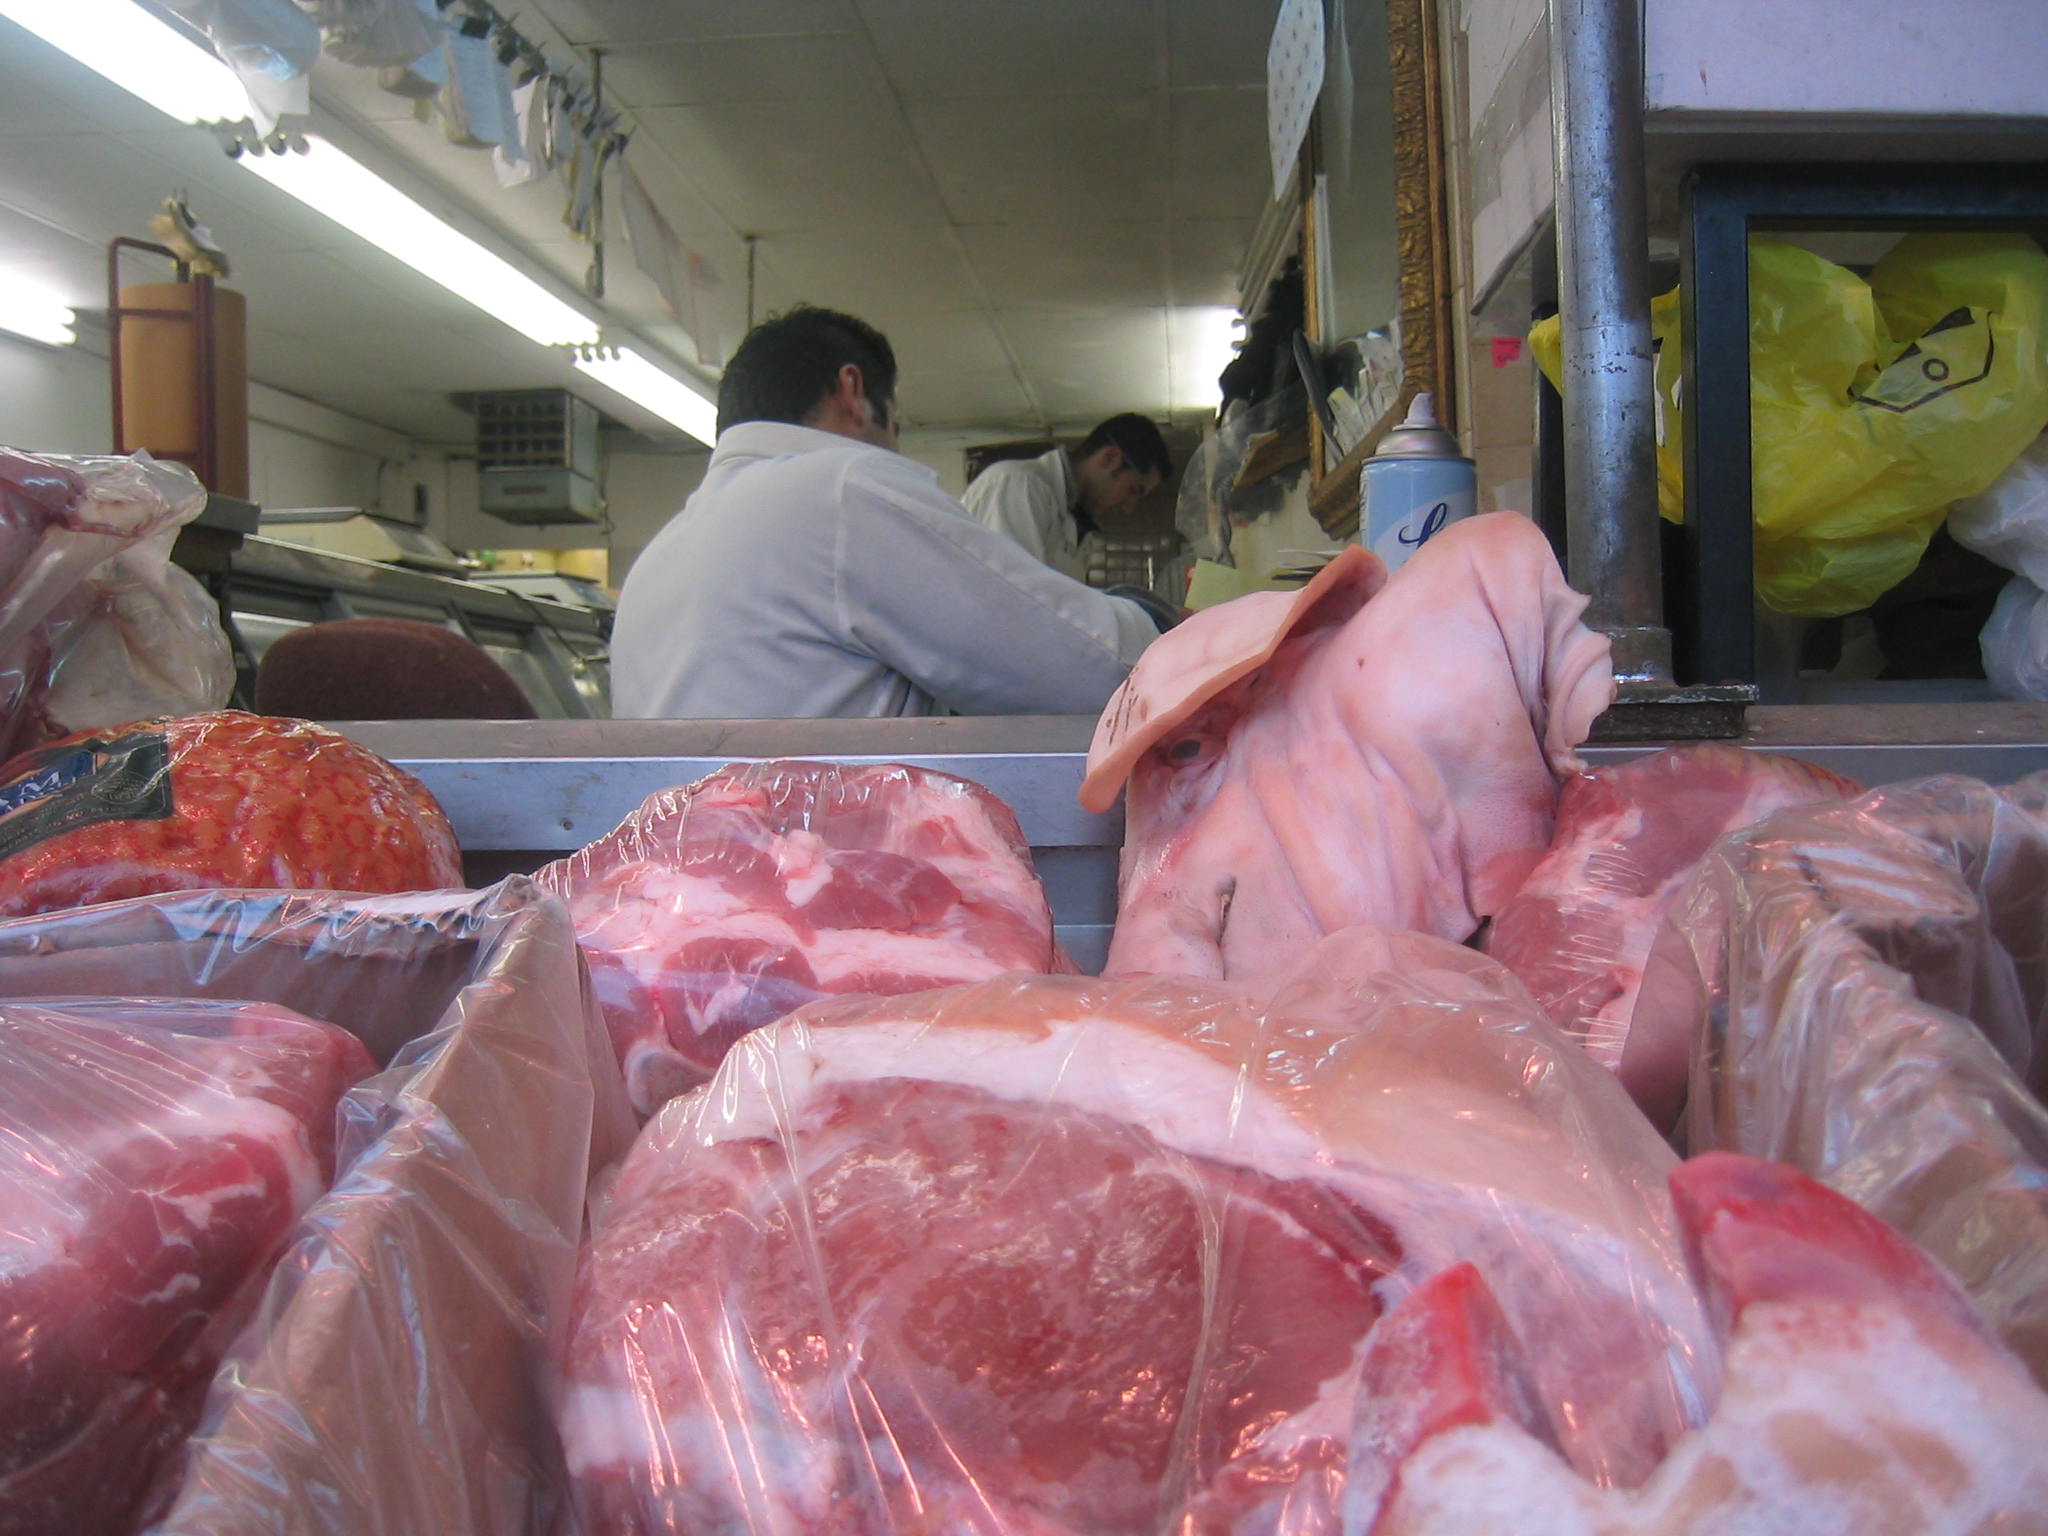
[
  {"xmin": 0, "ymin": 710, "xmax": 463, "ymax": 918},
  {"xmin": 0, "ymin": 998, "xmax": 375, "ymax": 1536},
  {"xmin": 1649, "ymin": 773, "xmax": 2048, "ymax": 1388},
  {"xmin": 534, "ymin": 759, "xmax": 1059, "ymax": 1115},
  {"xmin": 0, "ymin": 448, "xmax": 230, "ymax": 759},
  {"xmin": 1083, "ymin": 513, "xmax": 1614, "ymax": 981},
  {"xmin": 560, "ymin": 929, "xmax": 1715, "ymax": 1535},
  {"xmin": 1351, "ymin": 1153, "xmax": 2048, "ymax": 1535},
  {"xmin": 1484, "ymin": 743, "xmax": 1860, "ymax": 1086}
]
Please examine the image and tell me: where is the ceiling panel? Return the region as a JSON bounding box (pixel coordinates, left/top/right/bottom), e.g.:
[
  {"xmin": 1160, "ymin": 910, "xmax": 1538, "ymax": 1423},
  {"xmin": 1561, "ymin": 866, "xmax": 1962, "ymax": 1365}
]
[
  {"xmin": 908, "ymin": 94, "xmax": 1169, "ymax": 225},
  {"xmin": 543, "ymin": 0, "xmax": 860, "ymax": 47},
  {"xmin": 602, "ymin": 33, "xmax": 891, "ymax": 109},
  {"xmin": 1167, "ymin": 0, "xmax": 1285, "ymax": 88},
  {"xmin": 637, "ymin": 98, "xmax": 946, "ymax": 231},
  {"xmin": 955, "ymin": 222, "xmax": 1169, "ymax": 310},
  {"xmin": 999, "ymin": 308, "xmax": 1172, "ymax": 425},
  {"xmin": 1171, "ymin": 217, "xmax": 1259, "ymax": 305},
  {"xmin": 859, "ymin": 0, "xmax": 1164, "ymax": 99},
  {"xmin": 1169, "ymin": 89, "xmax": 1273, "ymax": 219},
  {"xmin": 758, "ymin": 224, "xmax": 985, "ymax": 321}
]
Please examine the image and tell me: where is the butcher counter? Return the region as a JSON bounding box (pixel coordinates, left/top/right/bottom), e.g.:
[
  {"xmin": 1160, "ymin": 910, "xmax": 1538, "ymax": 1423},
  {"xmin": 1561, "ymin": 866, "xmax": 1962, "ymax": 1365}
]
[{"xmin": 341, "ymin": 702, "xmax": 2048, "ymax": 973}]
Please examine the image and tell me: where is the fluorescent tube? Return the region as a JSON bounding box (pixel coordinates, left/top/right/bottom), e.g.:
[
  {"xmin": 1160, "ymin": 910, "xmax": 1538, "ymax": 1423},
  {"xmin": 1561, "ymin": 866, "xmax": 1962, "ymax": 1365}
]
[
  {"xmin": 0, "ymin": 0, "xmax": 248, "ymax": 124},
  {"xmin": 0, "ymin": 281, "xmax": 77, "ymax": 347},
  {"xmin": 1, "ymin": 1, "xmax": 600, "ymax": 348},
  {"xmin": 241, "ymin": 140, "xmax": 600, "ymax": 346},
  {"xmin": 1170, "ymin": 305, "xmax": 1243, "ymax": 412},
  {"xmin": 573, "ymin": 346, "xmax": 718, "ymax": 446}
]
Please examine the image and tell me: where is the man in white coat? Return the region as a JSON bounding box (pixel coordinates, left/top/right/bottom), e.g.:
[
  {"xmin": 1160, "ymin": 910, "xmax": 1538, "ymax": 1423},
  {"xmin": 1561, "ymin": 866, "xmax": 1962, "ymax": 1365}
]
[
  {"xmin": 610, "ymin": 306, "xmax": 1165, "ymax": 719},
  {"xmin": 960, "ymin": 414, "xmax": 1172, "ymax": 583}
]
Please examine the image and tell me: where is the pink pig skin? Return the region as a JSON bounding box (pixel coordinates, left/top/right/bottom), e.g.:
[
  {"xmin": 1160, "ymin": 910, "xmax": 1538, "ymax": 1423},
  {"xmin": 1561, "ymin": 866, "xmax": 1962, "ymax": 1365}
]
[{"xmin": 1086, "ymin": 512, "xmax": 1614, "ymax": 982}]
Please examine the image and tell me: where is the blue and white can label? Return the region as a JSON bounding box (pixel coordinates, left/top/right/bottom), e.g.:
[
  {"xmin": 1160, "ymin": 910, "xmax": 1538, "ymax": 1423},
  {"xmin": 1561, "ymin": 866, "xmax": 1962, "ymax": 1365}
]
[{"xmin": 1360, "ymin": 455, "xmax": 1476, "ymax": 574}]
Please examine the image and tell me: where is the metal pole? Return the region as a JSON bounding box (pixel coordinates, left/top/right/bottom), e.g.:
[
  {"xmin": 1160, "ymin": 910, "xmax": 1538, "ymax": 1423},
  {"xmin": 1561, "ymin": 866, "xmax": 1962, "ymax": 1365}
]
[{"xmin": 1548, "ymin": 0, "xmax": 1671, "ymax": 687}]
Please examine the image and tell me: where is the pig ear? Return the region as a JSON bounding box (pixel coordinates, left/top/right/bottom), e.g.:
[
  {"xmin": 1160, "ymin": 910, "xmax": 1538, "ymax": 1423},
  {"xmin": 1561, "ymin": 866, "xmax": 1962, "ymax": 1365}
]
[{"xmin": 1080, "ymin": 546, "xmax": 1386, "ymax": 813}]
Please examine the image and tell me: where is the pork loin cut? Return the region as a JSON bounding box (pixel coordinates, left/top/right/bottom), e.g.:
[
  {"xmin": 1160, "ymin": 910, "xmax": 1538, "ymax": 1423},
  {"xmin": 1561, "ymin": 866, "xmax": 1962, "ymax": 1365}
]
[
  {"xmin": 535, "ymin": 759, "xmax": 1058, "ymax": 1116},
  {"xmin": 1484, "ymin": 743, "xmax": 1860, "ymax": 1085},
  {"xmin": 560, "ymin": 931, "xmax": 1714, "ymax": 1535},
  {"xmin": 1354, "ymin": 1153, "xmax": 2048, "ymax": 1535},
  {"xmin": 0, "ymin": 998, "xmax": 374, "ymax": 1536},
  {"xmin": 1084, "ymin": 513, "xmax": 1614, "ymax": 982}
]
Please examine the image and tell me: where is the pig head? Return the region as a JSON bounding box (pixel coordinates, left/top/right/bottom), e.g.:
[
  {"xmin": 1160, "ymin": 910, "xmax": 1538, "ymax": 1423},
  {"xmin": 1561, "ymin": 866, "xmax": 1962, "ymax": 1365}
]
[{"xmin": 1083, "ymin": 512, "xmax": 1615, "ymax": 981}]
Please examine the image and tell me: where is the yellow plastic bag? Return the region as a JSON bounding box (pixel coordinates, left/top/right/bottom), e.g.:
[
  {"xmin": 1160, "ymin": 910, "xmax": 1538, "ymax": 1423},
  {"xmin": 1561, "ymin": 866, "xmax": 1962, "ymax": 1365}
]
[{"xmin": 1532, "ymin": 234, "xmax": 2048, "ymax": 616}]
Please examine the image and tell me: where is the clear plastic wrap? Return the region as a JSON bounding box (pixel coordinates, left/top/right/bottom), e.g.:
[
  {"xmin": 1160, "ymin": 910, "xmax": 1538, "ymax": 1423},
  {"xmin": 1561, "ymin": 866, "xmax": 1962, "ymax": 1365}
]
[
  {"xmin": 1484, "ymin": 744, "xmax": 1861, "ymax": 1088},
  {"xmin": 1645, "ymin": 774, "xmax": 2048, "ymax": 1387},
  {"xmin": 0, "ymin": 449, "xmax": 231, "ymax": 761},
  {"xmin": 0, "ymin": 998, "xmax": 374, "ymax": 1536},
  {"xmin": 1353, "ymin": 1153, "xmax": 2048, "ymax": 1534},
  {"xmin": 534, "ymin": 759, "xmax": 1061, "ymax": 1117},
  {"xmin": 0, "ymin": 881, "xmax": 636, "ymax": 1534},
  {"xmin": 0, "ymin": 710, "xmax": 463, "ymax": 918},
  {"xmin": 559, "ymin": 927, "xmax": 1717, "ymax": 1535}
]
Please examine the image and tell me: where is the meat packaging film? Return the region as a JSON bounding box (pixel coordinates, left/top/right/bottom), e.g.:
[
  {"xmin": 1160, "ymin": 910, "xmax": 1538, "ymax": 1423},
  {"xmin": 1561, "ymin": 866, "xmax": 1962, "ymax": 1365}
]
[
  {"xmin": 0, "ymin": 880, "xmax": 636, "ymax": 1536},
  {"xmin": 559, "ymin": 928, "xmax": 1726, "ymax": 1535},
  {"xmin": 1653, "ymin": 771, "xmax": 2048, "ymax": 1389},
  {"xmin": 0, "ymin": 998, "xmax": 374, "ymax": 1534},
  {"xmin": 0, "ymin": 447, "xmax": 233, "ymax": 762},
  {"xmin": 533, "ymin": 758, "xmax": 1064, "ymax": 1118},
  {"xmin": 0, "ymin": 710, "xmax": 464, "ymax": 920}
]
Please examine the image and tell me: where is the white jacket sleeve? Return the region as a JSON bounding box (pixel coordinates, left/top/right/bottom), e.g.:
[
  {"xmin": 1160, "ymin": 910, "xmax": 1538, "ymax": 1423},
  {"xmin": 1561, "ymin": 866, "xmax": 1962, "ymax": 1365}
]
[
  {"xmin": 837, "ymin": 461, "xmax": 1156, "ymax": 716},
  {"xmin": 960, "ymin": 464, "xmax": 1062, "ymax": 566}
]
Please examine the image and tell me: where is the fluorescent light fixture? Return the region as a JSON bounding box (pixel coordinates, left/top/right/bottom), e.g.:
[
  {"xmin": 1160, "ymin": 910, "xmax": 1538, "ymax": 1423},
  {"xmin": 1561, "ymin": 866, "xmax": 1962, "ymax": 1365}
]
[
  {"xmin": 573, "ymin": 346, "xmax": 718, "ymax": 446},
  {"xmin": 1170, "ymin": 305, "xmax": 1245, "ymax": 412},
  {"xmin": 0, "ymin": 0, "xmax": 248, "ymax": 123},
  {"xmin": 0, "ymin": 280, "xmax": 77, "ymax": 347},
  {"xmin": 240, "ymin": 139, "xmax": 600, "ymax": 347}
]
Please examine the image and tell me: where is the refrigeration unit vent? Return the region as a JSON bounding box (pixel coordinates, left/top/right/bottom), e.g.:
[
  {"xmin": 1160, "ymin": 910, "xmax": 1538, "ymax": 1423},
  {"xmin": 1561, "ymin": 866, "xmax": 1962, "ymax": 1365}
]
[{"xmin": 474, "ymin": 389, "xmax": 603, "ymax": 525}]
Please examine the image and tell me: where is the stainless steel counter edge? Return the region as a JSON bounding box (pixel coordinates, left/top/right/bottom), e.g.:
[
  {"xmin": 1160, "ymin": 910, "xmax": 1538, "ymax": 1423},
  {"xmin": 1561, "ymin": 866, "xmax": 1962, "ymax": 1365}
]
[{"xmin": 338, "ymin": 703, "xmax": 2048, "ymax": 857}]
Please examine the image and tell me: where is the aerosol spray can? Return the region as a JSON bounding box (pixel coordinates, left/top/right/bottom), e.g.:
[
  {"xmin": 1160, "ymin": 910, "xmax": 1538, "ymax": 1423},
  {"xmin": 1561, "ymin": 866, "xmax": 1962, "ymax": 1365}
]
[{"xmin": 1359, "ymin": 392, "xmax": 1475, "ymax": 574}]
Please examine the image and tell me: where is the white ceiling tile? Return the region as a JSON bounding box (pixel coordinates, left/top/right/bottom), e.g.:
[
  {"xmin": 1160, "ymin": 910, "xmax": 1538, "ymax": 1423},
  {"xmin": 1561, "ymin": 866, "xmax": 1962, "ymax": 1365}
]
[
  {"xmin": 538, "ymin": 0, "xmax": 861, "ymax": 47},
  {"xmin": 636, "ymin": 100, "xmax": 946, "ymax": 230},
  {"xmin": 908, "ymin": 94, "xmax": 1169, "ymax": 225},
  {"xmin": 603, "ymin": 34, "xmax": 891, "ymax": 109},
  {"xmin": 1169, "ymin": 88, "xmax": 1273, "ymax": 219},
  {"xmin": 998, "ymin": 308, "xmax": 1172, "ymax": 426},
  {"xmin": 751, "ymin": 225, "xmax": 983, "ymax": 322},
  {"xmin": 1168, "ymin": 0, "xmax": 1286, "ymax": 88},
  {"xmin": 1170, "ymin": 217, "xmax": 1259, "ymax": 305},
  {"xmin": 956, "ymin": 223, "xmax": 1169, "ymax": 310},
  {"xmin": 858, "ymin": 0, "xmax": 1164, "ymax": 98}
]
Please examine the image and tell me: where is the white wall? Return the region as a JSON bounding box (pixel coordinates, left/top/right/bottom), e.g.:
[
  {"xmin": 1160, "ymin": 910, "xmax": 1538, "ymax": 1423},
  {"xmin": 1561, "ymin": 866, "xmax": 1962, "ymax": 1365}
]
[{"xmin": 0, "ymin": 330, "xmax": 112, "ymax": 454}]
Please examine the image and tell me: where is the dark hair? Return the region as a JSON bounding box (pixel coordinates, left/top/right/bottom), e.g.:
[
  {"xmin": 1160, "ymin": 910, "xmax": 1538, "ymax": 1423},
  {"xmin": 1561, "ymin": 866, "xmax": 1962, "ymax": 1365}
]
[
  {"xmin": 715, "ymin": 304, "xmax": 899, "ymax": 436},
  {"xmin": 1077, "ymin": 412, "xmax": 1171, "ymax": 480}
]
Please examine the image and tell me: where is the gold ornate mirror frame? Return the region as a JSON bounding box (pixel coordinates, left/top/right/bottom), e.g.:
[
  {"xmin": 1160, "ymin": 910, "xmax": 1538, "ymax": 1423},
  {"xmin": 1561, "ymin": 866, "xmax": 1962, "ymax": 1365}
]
[{"xmin": 1308, "ymin": 0, "xmax": 1457, "ymax": 537}]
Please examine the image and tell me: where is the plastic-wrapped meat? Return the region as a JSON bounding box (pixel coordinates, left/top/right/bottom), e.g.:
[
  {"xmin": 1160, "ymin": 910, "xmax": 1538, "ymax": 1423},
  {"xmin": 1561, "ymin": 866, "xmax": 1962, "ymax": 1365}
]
[
  {"xmin": 1082, "ymin": 513, "xmax": 1614, "ymax": 982},
  {"xmin": 534, "ymin": 760, "xmax": 1060, "ymax": 1116},
  {"xmin": 0, "ymin": 998, "xmax": 375, "ymax": 1536},
  {"xmin": 1646, "ymin": 773, "xmax": 2048, "ymax": 1388},
  {"xmin": 560, "ymin": 929, "xmax": 1715, "ymax": 1536},
  {"xmin": 1484, "ymin": 744, "xmax": 1860, "ymax": 1093},
  {"xmin": 1353, "ymin": 1154, "xmax": 2048, "ymax": 1534},
  {"xmin": 0, "ymin": 448, "xmax": 228, "ymax": 759},
  {"xmin": 0, "ymin": 710, "xmax": 464, "ymax": 918}
]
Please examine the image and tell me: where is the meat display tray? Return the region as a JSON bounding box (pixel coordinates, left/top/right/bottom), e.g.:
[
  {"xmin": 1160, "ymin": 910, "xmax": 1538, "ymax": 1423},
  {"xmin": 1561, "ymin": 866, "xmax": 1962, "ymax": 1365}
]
[{"xmin": 342, "ymin": 703, "xmax": 2048, "ymax": 974}]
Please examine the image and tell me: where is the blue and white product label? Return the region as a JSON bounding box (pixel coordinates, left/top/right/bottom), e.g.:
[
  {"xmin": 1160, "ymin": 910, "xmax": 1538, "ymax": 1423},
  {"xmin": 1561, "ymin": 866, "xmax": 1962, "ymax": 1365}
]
[
  {"xmin": 0, "ymin": 728, "xmax": 174, "ymax": 863},
  {"xmin": 1361, "ymin": 456, "xmax": 1477, "ymax": 574}
]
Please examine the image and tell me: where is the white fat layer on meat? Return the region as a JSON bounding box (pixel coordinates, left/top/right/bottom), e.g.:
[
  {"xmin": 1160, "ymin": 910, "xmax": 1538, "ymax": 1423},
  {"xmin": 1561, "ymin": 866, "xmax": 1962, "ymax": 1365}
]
[
  {"xmin": 0, "ymin": 1067, "xmax": 319, "ymax": 1277},
  {"xmin": 800, "ymin": 922, "xmax": 1027, "ymax": 985},
  {"xmin": 688, "ymin": 1016, "xmax": 1326, "ymax": 1175},
  {"xmin": 1377, "ymin": 1302, "xmax": 2048, "ymax": 1534},
  {"xmin": 772, "ymin": 829, "xmax": 832, "ymax": 904}
]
